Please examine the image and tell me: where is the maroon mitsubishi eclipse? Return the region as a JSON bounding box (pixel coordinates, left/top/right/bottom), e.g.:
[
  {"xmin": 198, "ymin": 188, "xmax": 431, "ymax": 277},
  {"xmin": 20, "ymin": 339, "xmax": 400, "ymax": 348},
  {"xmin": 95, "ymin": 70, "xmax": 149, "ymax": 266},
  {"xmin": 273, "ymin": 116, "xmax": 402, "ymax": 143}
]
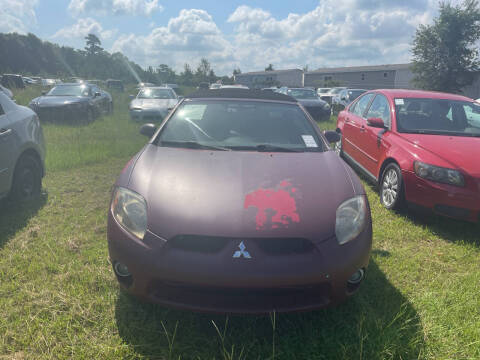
[{"xmin": 107, "ymin": 89, "xmax": 372, "ymax": 313}]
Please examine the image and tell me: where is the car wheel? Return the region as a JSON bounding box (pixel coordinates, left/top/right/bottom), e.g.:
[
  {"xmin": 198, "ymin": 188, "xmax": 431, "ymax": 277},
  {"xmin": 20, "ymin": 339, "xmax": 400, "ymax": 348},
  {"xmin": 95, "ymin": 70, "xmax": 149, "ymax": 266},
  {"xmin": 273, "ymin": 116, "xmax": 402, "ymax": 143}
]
[
  {"xmin": 10, "ymin": 154, "xmax": 42, "ymax": 202},
  {"xmin": 334, "ymin": 133, "xmax": 343, "ymax": 157},
  {"xmin": 379, "ymin": 163, "xmax": 404, "ymax": 210}
]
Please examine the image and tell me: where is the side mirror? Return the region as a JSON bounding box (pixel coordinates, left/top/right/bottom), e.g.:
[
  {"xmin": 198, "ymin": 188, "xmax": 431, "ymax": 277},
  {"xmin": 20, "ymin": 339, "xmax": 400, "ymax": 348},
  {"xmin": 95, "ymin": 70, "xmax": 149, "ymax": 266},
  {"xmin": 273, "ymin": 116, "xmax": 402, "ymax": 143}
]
[
  {"xmin": 41, "ymin": 91, "xmax": 46, "ymax": 95},
  {"xmin": 323, "ymin": 130, "xmax": 341, "ymax": 143},
  {"xmin": 94, "ymin": 92, "xmax": 101, "ymax": 97},
  {"xmin": 341, "ymin": 96, "xmax": 347, "ymax": 101},
  {"xmin": 140, "ymin": 123, "xmax": 157, "ymax": 137},
  {"xmin": 367, "ymin": 117, "xmax": 386, "ymax": 128}
]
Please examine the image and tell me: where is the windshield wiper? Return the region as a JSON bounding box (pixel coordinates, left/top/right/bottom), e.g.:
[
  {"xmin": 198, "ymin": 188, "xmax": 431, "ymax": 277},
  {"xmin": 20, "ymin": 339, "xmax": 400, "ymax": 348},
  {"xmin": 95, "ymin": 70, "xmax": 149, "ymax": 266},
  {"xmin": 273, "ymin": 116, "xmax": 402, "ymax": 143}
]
[
  {"xmin": 228, "ymin": 144, "xmax": 305, "ymax": 152},
  {"xmin": 160, "ymin": 140, "xmax": 230, "ymax": 151}
]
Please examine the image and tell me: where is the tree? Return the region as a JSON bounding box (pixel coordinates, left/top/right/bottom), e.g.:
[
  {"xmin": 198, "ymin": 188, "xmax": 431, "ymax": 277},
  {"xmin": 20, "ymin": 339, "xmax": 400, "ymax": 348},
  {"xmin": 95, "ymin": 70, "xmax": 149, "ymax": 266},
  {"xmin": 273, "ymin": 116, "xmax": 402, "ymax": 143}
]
[
  {"xmin": 411, "ymin": 0, "xmax": 480, "ymax": 93},
  {"xmin": 180, "ymin": 63, "xmax": 194, "ymax": 85},
  {"xmin": 84, "ymin": 33, "xmax": 103, "ymax": 56},
  {"xmin": 265, "ymin": 64, "xmax": 274, "ymax": 71}
]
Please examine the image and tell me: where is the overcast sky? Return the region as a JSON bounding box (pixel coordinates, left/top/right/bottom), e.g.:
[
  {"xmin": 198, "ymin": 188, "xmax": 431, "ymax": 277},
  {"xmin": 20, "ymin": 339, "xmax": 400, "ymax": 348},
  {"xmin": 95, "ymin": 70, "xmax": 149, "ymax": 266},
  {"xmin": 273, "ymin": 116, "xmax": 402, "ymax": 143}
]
[{"xmin": 0, "ymin": 0, "xmax": 459, "ymax": 75}]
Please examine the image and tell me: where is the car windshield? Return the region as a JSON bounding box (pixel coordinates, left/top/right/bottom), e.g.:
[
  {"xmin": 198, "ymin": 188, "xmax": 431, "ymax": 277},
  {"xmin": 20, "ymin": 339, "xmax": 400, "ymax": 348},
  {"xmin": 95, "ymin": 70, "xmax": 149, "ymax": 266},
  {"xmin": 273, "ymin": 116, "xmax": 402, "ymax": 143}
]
[
  {"xmin": 157, "ymin": 100, "xmax": 325, "ymax": 152},
  {"xmin": 47, "ymin": 85, "xmax": 90, "ymax": 96},
  {"xmin": 138, "ymin": 88, "xmax": 176, "ymax": 99},
  {"xmin": 287, "ymin": 89, "xmax": 318, "ymax": 99},
  {"xmin": 395, "ymin": 98, "xmax": 480, "ymax": 136}
]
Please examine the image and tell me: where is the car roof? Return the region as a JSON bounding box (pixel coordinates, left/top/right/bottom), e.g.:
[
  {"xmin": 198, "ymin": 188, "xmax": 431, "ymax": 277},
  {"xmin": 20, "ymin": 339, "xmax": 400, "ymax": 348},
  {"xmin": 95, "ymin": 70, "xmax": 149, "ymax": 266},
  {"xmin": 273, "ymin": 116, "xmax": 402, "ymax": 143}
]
[
  {"xmin": 375, "ymin": 89, "xmax": 472, "ymax": 101},
  {"xmin": 187, "ymin": 89, "xmax": 297, "ymax": 102}
]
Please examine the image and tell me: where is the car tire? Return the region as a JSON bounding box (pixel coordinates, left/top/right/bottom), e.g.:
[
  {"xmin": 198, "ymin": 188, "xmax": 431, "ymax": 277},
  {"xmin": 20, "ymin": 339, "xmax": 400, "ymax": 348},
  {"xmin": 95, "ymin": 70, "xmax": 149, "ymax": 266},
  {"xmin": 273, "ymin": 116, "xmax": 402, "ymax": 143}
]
[
  {"xmin": 334, "ymin": 133, "xmax": 343, "ymax": 157},
  {"xmin": 379, "ymin": 163, "xmax": 404, "ymax": 210},
  {"xmin": 10, "ymin": 154, "xmax": 42, "ymax": 202}
]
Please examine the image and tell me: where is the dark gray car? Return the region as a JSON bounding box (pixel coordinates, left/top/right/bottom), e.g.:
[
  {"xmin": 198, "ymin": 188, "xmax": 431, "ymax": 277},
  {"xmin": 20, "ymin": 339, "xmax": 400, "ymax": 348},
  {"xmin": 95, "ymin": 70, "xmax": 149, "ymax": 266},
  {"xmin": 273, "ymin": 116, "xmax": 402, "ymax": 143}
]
[
  {"xmin": 0, "ymin": 92, "xmax": 45, "ymax": 202},
  {"xmin": 278, "ymin": 88, "xmax": 331, "ymax": 121},
  {"xmin": 29, "ymin": 83, "xmax": 112, "ymax": 123}
]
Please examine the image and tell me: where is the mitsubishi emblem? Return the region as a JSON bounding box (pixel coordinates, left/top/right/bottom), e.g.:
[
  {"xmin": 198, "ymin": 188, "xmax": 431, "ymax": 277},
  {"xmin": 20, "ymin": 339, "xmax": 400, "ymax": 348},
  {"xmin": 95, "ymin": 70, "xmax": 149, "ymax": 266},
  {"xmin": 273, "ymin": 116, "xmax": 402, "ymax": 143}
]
[{"xmin": 233, "ymin": 241, "xmax": 252, "ymax": 259}]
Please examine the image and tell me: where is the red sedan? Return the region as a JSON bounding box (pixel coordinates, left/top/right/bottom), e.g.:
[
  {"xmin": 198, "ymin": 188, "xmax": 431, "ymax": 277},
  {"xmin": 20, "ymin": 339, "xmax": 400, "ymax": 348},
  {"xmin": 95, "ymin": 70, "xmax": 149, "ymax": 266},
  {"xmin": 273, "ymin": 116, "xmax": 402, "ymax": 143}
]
[{"xmin": 336, "ymin": 89, "xmax": 480, "ymax": 222}]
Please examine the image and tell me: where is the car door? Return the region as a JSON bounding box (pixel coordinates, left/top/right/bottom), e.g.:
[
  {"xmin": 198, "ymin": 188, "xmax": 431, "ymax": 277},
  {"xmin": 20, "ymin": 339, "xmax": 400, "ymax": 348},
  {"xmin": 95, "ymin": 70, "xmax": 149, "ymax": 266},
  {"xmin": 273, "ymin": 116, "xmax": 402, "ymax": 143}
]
[
  {"xmin": 342, "ymin": 93, "xmax": 375, "ymax": 164},
  {"xmin": 0, "ymin": 99, "xmax": 15, "ymax": 195},
  {"xmin": 361, "ymin": 94, "xmax": 392, "ymax": 177}
]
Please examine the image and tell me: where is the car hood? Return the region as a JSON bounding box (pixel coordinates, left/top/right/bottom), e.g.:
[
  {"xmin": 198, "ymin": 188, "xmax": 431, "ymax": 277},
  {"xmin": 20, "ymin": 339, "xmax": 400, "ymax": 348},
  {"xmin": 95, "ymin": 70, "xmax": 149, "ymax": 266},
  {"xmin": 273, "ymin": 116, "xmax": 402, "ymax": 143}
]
[
  {"xmin": 297, "ymin": 99, "xmax": 327, "ymax": 107},
  {"xmin": 127, "ymin": 145, "xmax": 362, "ymax": 243},
  {"xmin": 399, "ymin": 133, "xmax": 480, "ymax": 175},
  {"xmin": 33, "ymin": 96, "xmax": 89, "ymax": 106},
  {"xmin": 130, "ymin": 98, "xmax": 178, "ymax": 110}
]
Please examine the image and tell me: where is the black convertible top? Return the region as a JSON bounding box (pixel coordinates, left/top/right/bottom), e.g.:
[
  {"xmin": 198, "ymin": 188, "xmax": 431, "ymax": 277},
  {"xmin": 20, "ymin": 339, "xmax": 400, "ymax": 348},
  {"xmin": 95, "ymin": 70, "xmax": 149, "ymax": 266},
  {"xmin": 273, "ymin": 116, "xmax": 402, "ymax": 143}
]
[{"xmin": 186, "ymin": 88, "xmax": 297, "ymax": 102}]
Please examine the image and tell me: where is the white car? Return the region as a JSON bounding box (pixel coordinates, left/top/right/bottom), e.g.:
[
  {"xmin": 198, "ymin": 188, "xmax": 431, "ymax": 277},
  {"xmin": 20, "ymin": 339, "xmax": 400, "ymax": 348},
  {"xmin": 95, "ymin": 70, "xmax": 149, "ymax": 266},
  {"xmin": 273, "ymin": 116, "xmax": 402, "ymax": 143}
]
[
  {"xmin": 129, "ymin": 87, "xmax": 180, "ymax": 122},
  {"xmin": 0, "ymin": 91, "xmax": 45, "ymax": 201}
]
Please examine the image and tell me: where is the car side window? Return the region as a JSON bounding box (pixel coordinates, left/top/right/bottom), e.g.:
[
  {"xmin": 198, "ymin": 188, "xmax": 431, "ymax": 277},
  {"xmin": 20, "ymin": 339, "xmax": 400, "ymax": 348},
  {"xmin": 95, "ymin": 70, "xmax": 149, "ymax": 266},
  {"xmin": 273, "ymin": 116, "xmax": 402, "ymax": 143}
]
[
  {"xmin": 352, "ymin": 93, "xmax": 375, "ymax": 118},
  {"xmin": 366, "ymin": 94, "xmax": 391, "ymax": 128}
]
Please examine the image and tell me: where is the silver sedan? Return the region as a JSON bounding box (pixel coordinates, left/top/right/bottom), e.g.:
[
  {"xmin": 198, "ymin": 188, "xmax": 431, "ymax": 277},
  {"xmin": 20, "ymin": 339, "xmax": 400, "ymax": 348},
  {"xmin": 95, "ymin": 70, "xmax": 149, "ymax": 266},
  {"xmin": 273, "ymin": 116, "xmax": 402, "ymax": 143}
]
[
  {"xmin": 129, "ymin": 87, "xmax": 180, "ymax": 122},
  {"xmin": 0, "ymin": 92, "xmax": 45, "ymax": 202}
]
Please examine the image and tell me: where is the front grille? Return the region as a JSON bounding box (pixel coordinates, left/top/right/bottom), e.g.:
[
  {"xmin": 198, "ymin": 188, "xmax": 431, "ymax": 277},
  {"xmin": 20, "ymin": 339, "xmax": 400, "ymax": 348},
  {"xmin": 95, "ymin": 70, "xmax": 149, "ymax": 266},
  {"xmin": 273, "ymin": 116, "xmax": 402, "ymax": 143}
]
[
  {"xmin": 434, "ymin": 204, "xmax": 471, "ymax": 219},
  {"xmin": 169, "ymin": 235, "xmax": 228, "ymax": 253},
  {"xmin": 148, "ymin": 280, "xmax": 331, "ymax": 312},
  {"xmin": 167, "ymin": 235, "xmax": 315, "ymax": 255},
  {"xmin": 36, "ymin": 107, "xmax": 65, "ymax": 122},
  {"xmin": 254, "ymin": 237, "xmax": 314, "ymax": 255}
]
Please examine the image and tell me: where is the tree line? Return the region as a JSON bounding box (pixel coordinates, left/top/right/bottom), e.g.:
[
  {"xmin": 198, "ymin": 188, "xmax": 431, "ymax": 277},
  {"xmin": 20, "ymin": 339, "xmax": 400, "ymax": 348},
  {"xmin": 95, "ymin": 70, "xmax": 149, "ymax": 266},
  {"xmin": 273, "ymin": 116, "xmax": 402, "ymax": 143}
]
[{"xmin": 0, "ymin": 32, "xmax": 235, "ymax": 86}]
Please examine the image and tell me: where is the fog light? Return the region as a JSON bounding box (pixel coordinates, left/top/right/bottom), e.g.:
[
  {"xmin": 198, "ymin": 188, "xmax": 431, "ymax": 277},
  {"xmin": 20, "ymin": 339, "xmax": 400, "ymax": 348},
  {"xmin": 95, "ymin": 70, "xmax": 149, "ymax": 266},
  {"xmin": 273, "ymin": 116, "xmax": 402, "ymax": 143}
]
[
  {"xmin": 114, "ymin": 261, "xmax": 131, "ymax": 277},
  {"xmin": 348, "ymin": 268, "xmax": 365, "ymax": 285}
]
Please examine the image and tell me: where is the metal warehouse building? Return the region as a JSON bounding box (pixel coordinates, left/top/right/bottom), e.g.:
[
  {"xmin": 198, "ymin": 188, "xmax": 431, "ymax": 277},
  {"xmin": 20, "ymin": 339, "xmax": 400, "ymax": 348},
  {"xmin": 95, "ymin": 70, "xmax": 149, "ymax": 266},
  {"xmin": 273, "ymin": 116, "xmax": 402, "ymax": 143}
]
[
  {"xmin": 234, "ymin": 69, "xmax": 304, "ymax": 89},
  {"xmin": 304, "ymin": 64, "xmax": 414, "ymax": 90}
]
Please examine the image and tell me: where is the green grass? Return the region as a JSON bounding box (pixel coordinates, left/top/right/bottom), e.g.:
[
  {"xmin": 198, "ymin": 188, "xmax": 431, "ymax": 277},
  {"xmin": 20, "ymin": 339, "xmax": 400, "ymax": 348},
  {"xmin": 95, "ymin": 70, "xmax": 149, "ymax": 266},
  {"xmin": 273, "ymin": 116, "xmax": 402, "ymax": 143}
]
[{"xmin": 0, "ymin": 89, "xmax": 479, "ymax": 359}]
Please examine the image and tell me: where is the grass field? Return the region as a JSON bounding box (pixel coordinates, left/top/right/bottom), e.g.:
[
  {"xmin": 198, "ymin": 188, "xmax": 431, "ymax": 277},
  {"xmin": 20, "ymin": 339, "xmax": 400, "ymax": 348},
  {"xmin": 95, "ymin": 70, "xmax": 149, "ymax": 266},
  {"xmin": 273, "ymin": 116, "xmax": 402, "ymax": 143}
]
[{"xmin": 0, "ymin": 87, "xmax": 479, "ymax": 359}]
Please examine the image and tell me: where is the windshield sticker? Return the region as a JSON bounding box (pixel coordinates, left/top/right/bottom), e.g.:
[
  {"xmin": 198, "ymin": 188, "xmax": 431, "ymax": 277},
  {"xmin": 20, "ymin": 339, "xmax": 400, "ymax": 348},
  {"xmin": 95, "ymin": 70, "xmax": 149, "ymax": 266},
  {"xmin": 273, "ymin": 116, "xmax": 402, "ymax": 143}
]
[
  {"xmin": 301, "ymin": 135, "xmax": 318, "ymax": 147},
  {"xmin": 395, "ymin": 98, "xmax": 404, "ymax": 106}
]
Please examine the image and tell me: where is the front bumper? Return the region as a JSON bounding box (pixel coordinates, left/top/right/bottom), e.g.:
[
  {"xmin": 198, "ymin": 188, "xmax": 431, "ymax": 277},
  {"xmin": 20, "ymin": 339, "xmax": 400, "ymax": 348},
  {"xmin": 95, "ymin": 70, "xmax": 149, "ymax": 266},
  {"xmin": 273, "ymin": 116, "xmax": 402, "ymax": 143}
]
[
  {"xmin": 31, "ymin": 105, "xmax": 90, "ymax": 123},
  {"xmin": 107, "ymin": 211, "xmax": 372, "ymax": 313},
  {"xmin": 130, "ymin": 109, "xmax": 167, "ymax": 122},
  {"xmin": 403, "ymin": 171, "xmax": 480, "ymax": 222}
]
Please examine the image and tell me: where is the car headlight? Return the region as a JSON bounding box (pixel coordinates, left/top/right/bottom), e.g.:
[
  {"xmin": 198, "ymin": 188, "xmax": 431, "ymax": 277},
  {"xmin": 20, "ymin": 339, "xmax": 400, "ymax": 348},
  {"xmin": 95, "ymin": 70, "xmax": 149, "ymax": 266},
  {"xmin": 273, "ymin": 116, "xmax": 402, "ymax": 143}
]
[
  {"xmin": 335, "ymin": 196, "xmax": 367, "ymax": 245},
  {"xmin": 413, "ymin": 161, "xmax": 464, "ymax": 187},
  {"xmin": 111, "ymin": 187, "xmax": 147, "ymax": 239}
]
